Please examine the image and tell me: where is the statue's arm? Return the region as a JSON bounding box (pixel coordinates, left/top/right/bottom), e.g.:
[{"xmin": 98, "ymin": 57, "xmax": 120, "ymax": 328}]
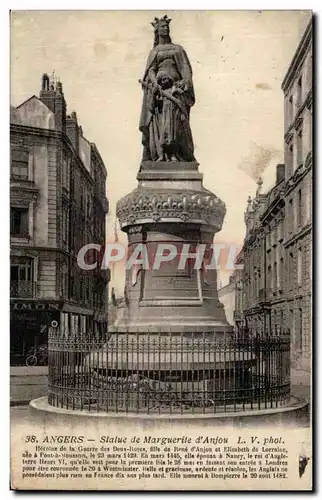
[
  {"xmin": 175, "ymin": 46, "xmax": 195, "ymax": 106},
  {"xmin": 147, "ymin": 62, "xmax": 158, "ymax": 85}
]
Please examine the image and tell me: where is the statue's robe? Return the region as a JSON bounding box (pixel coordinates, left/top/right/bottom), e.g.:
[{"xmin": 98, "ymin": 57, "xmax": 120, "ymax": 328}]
[{"xmin": 139, "ymin": 44, "xmax": 195, "ymax": 162}]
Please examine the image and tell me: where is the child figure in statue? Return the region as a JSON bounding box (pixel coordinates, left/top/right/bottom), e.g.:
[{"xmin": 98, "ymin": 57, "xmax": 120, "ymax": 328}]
[
  {"xmin": 139, "ymin": 15, "xmax": 196, "ymax": 163},
  {"xmin": 153, "ymin": 72, "xmax": 188, "ymax": 162}
]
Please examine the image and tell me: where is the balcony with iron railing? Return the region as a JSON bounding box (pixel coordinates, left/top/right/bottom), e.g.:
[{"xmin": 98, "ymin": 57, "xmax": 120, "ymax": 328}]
[{"xmin": 10, "ymin": 280, "xmax": 36, "ymax": 298}]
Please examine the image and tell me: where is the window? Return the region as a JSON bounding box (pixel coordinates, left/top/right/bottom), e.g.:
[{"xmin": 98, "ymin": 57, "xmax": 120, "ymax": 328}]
[
  {"xmin": 292, "ymin": 252, "xmax": 297, "ymax": 286},
  {"xmin": 85, "ymin": 278, "xmax": 90, "ymax": 301},
  {"xmin": 297, "ymin": 189, "xmax": 302, "ymax": 227},
  {"xmin": 10, "ymin": 257, "xmax": 33, "ymax": 297},
  {"xmin": 273, "ymin": 262, "xmax": 277, "ymax": 295},
  {"xmin": 297, "ymin": 248, "xmax": 302, "ymax": 286},
  {"xmin": 62, "ymin": 203, "xmax": 69, "ymax": 246},
  {"xmin": 267, "ymin": 265, "xmax": 272, "ymax": 295},
  {"xmin": 289, "ymin": 199, "xmax": 294, "ymax": 235},
  {"xmin": 288, "ymin": 252, "xmax": 297, "ymax": 290},
  {"xmin": 11, "ymin": 150, "xmax": 29, "ymax": 180},
  {"xmin": 70, "ymin": 275, "xmax": 75, "ymax": 299},
  {"xmin": 10, "ymin": 207, "xmax": 28, "ymax": 236},
  {"xmin": 257, "ymin": 268, "xmax": 261, "ymax": 294},
  {"xmin": 297, "ymin": 77, "xmax": 302, "ymax": 107},
  {"xmin": 280, "ymin": 310, "xmax": 284, "ymax": 332},
  {"xmin": 86, "ymin": 193, "xmax": 92, "ymax": 218},
  {"xmin": 70, "ymin": 175, "xmax": 75, "ymax": 199},
  {"xmin": 277, "ymin": 221, "xmax": 283, "ymax": 242},
  {"xmin": 288, "ymin": 95, "xmax": 293, "ymax": 123},
  {"xmin": 280, "ymin": 257, "xmax": 284, "ymax": 291},
  {"xmin": 62, "ymin": 157, "xmax": 69, "ymax": 189},
  {"xmin": 288, "ymin": 252, "xmax": 294, "ymax": 291},
  {"xmin": 297, "ymin": 129, "xmax": 303, "ymax": 166},
  {"xmin": 288, "ymin": 142, "xmax": 294, "ymax": 175},
  {"xmin": 60, "ymin": 263, "xmax": 69, "ymax": 298},
  {"xmin": 288, "ymin": 309, "xmax": 294, "ymax": 341},
  {"xmin": 297, "ymin": 308, "xmax": 303, "ymax": 352},
  {"xmin": 80, "ymin": 185, "xmax": 86, "ymax": 211}
]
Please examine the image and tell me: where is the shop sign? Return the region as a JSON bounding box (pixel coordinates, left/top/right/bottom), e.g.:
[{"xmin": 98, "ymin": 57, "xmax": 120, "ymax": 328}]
[{"xmin": 10, "ymin": 301, "xmax": 61, "ymax": 311}]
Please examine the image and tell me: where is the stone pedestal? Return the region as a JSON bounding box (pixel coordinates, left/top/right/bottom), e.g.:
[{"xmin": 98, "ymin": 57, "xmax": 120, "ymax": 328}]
[
  {"xmin": 114, "ymin": 161, "xmax": 232, "ymax": 334},
  {"xmin": 96, "ymin": 160, "xmax": 239, "ymax": 412}
]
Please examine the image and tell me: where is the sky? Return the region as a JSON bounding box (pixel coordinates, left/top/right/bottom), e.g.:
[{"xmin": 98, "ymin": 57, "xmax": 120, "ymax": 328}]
[{"xmin": 10, "ymin": 10, "xmax": 312, "ymax": 294}]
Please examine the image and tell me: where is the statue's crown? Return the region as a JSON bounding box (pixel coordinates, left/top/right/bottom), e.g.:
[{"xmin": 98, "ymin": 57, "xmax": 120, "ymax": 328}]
[{"xmin": 151, "ymin": 15, "xmax": 171, "ymax": 29}]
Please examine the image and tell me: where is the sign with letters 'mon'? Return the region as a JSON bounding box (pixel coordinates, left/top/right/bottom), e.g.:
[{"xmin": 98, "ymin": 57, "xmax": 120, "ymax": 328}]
[{"xmin": 10, "ymin": 301, "xmax": 62, "ymax": 311}]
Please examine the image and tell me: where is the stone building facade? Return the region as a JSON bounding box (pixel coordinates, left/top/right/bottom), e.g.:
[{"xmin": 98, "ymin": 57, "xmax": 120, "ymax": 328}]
[
  {"xmin": 235, "ymin": 178, "xmax": 268, "ymax": 335},
  {"xmin": 233, "ymin": 250, "xmax": 244, "ymax": 331},
  {"xmin": 10, "ymin": 74, "xmax": 109, "ymax": 365},
  {"xmin": 281, "ymin": 18, "xmax": 312, "ymax": 380},
  {"xmin": 218, "ymin": 276, "xmax": 236, "ymax": 327},
  {"xmin": 234, "ymin": 18, "xmax": 312, "ymax": 383}
]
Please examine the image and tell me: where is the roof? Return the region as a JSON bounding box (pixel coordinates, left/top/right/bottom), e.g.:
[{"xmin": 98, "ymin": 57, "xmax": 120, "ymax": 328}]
[
  {"xmin": 16, "ymin": 94, "xmax": 40, "ymax": 109},
  {"xmin": 281, "ymin": 16, "xmax": 313, "ymax": 93},
  {"xmin": 91, "ymin": 142, "xmax": 107, "ymax": 176},
  {"xmin": 11, "ymin": 96, "xmax": 56, "ymax": 130}
]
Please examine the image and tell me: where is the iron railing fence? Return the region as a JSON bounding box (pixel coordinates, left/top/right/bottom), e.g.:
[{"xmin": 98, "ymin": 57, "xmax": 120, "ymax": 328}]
[{"xmin": 48, "ymin": 328, "xmax": 290, "ymax": 414}]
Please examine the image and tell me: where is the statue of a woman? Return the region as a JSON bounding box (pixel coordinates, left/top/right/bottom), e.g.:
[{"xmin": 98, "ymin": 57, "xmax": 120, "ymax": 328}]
[{"xmin": 139, "ymin": 15, "xmax": 196, "ymax": 163}]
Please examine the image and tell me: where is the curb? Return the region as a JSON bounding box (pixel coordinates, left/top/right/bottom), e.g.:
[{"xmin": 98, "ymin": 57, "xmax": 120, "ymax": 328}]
[
  {"xmin": 10, "ymin": 400, "xmax": 31, "ymax": 407},
  {"xmin": 28, "ymin": 396, "xmax": 310, "ymax": 428}
]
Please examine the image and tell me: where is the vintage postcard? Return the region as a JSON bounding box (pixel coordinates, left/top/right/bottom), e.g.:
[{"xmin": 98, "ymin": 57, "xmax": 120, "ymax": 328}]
[{"xmin": 10, "ymin": 10, "xmax": 313, "ymax": 491}]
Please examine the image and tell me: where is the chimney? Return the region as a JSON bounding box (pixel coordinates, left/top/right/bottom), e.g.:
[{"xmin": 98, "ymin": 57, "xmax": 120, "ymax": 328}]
[
  {"xmin": 39, "ymin": 73, "xmax": 55, "ymax": 113},
  {"xmin": 276, "ymin": 164, "xmax": 285, "ymax": 184},
  {"xmin": 66, "ymin": 111, "xmax": 79, "ymax": 153},
  {"xmin": 54, "ymin": 81, "xmax": 66, "ymax": 132},
  {"xmin": 39, "ymin": 73, "xmax": 67, "ymax": 132}
]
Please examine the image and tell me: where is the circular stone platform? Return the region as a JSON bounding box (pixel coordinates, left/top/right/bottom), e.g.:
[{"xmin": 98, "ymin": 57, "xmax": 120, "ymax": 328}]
[{"xmin": 29, "ymin": 396, "xmax": 309, "ymax": 428}]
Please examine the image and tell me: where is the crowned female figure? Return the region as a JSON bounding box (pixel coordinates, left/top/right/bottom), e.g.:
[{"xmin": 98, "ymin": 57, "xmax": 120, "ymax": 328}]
[{"xmin": 139, "ymin": 15, "xmax": 196, "ymax": 162}]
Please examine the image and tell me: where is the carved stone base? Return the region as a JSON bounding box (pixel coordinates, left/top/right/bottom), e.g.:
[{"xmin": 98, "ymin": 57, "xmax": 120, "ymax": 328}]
[
  {"xmin": 115, "ymin": 161, "xmax": 232, "ymax": 333},
  {"xmin": 137, "ymin": 161, "xmax": 203, "ymax": 181}
]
